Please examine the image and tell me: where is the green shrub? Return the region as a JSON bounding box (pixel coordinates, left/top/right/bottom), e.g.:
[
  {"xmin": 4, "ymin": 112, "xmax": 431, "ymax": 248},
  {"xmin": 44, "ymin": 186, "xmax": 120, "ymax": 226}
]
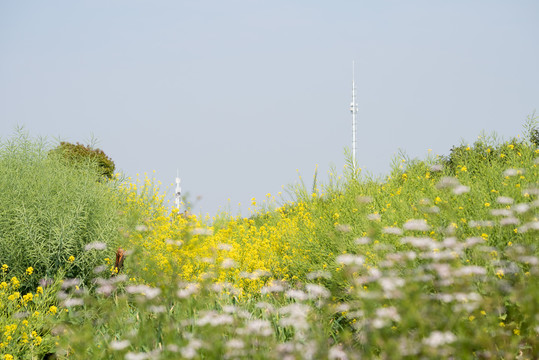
[
  {"xmin": 49, "ymin": 141, "xmax": 116, "ymax": 180},
  {"xmin": 0, "ymin": 132, "xmax": 123, "ymax": 292}
]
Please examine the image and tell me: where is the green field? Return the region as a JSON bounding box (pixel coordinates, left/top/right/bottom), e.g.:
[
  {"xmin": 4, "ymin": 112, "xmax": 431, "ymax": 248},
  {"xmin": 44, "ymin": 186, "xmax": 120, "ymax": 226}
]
[{"xmin": 1, "ymin": 120, "xmax": 538, "ymax": 359}]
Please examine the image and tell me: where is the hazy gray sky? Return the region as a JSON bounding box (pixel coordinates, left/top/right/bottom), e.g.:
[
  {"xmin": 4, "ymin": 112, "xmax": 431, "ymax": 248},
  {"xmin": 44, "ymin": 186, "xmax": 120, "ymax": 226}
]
[{"xmin": 1, "ymin": 1, "xmax": 538, "ymax": 216}]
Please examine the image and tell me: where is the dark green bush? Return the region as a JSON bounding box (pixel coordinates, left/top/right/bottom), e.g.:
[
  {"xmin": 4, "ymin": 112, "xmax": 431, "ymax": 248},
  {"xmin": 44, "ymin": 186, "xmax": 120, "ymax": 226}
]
[
  {"xmin": 530, "ymin": 127, "xmax": 539, "ymax": 147},
  {"xmin": 50, "ymin": 141, "xmax": 116, "ymax": 180}
]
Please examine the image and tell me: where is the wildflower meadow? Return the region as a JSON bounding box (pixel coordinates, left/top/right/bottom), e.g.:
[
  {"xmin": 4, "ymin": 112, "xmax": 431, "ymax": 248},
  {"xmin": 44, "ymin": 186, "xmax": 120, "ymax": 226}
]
[{"xmin": 0, "ymin": 118, "xmax": 538, "ymax": 359}]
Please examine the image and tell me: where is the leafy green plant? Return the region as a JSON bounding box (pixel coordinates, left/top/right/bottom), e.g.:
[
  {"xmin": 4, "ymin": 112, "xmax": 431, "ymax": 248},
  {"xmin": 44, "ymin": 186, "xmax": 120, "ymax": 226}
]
[{"xmin": 0, "ymin": 132, "xmax": 124, "ymax": 292}]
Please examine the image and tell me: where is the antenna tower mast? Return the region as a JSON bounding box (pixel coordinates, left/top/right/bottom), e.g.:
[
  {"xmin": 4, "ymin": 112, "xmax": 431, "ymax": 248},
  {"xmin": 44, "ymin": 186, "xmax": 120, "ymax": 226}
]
[
  {"xmin": 174, "ymin": 169, "xmax": 182, "ymax": 211},
  {"xmin": 350, "ymin": 61, "xmax": 358, "ymax": 167}
]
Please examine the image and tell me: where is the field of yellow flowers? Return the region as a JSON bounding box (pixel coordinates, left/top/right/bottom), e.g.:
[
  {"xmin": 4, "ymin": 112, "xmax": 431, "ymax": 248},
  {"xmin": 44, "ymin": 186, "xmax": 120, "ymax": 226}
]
[{"xmin": 1, "ymin": 125, "xmax": 538, "ymax": 359}]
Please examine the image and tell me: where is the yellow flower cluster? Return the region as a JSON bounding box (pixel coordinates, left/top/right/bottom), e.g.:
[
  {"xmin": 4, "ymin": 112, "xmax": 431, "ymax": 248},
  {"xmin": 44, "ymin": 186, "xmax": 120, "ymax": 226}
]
[
  {"xmin": 119, "ymin": 175, "xmax": 319, "ymax": 295},
  {"xmin": 0, "ymin": 265, "xmax": 63, "ymax": 354}
]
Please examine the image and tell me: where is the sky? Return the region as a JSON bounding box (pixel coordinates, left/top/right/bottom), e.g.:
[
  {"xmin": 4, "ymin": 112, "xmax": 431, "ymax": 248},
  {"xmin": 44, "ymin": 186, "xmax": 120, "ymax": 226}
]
[{"xmin": 1, "ymin": 1, "xmax": 538, "ymax": 217}]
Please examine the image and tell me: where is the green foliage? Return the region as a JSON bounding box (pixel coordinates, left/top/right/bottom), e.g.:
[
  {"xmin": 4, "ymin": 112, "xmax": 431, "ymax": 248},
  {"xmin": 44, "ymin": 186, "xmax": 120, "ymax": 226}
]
[
  {"xmin": 50, "ymin": 141, "xmax": 116, "ymax": 180},
  {"xmin": 0, "ymin": 132, "xmax": 124, "ymax": 292},
  {"xmin": 530, "ymin": 127, "xmax": 539, "ymax": 147}
]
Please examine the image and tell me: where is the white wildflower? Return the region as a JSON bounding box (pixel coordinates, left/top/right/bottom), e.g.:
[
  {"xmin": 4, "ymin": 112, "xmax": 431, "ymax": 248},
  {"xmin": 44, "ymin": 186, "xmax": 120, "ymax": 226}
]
[
  {"xmin": 518, "ymin": 256, "xmax": 539, "ymax": 265},
  {"xmin": 454, "ymin": 266, "xmax": 486, "ymax": 276},
  {"xmin": 464, "ymin": 237, "xmax": 484, "ymax": 247},
  {"xmin": 180, "ymin": 339, "xmax": 203, "ymax": 359},
  {"xmin": 354, "ymin": 237, "xmax": 371, "ymax": 245},
  {"xmin": 379, "ymin": 277, "xmax": 405, "ymax": 293},
  {"xmin": 93, "ymin": 265, "xmax": 107, "ymax": 274},
  {"xmin": 500, "ymin": 217, "xmax": 520, "ymax": 226},
  {"xmin": 260, "ymin": 281, "xmax": 286, "ymax": 294},
  {"xmin": 426, "ymin": 206, "xmax": 440, "ymax": 213},
  {"xmin": 63, "ymin": 298, "xmax": 84, "ymax": 307},
  {"xmin": 373, "ymin": 306, "xmax": 400, "ymax": 328},
  {"xmin": 255, "ymin": 302, "xmax": 275, "ymax": 313},
  {"xmin": 96, "ymin": 284, "xmax": 114, "ymax": 296},
  {"xmin": 436, "ymin": 176, "xmax": 460, "ymax": 189},
  {"xmin": 523, "ymin": 187, "xmax": 539, "ymax": 196},
  {"xmin": 335, "ymin": 224, "xmax": 352, "ymax": 232},
  {"xmin": 110, "ymin": 339, "xmax": 130, "ymax": 351},
  {"xmin": 367, "ymin": 213, "xmax": 381, "ymax": 221},
  {"xmin": 279, "ymin": 303, "xmax": 310, "ymax": 330},
  {"xmin": 453, "ymin": 185, "xmax": 470, "ymax": 195},
  {"xmin": 503, "ymin": 168, "xmax": 518, "ymax": 177},
  {"xmin": 519, "ymin": 221, "xmax": 539, "ymax": 233},
  {"xmin": 496, "ymin": 196, "xmax": 514, "ymax": 204},
  {"xmin": 84, "ymin": 242, "xmax": 107, "ymax": 251},
  {"xmin": 490, "ymin": 209, "xmax": 513, "ymax": 216},
  {"xmin": 125, "ymin": 352, "xmax": 149, "ymax": 360},
  {"xmin": 221, "ymin": 258, "xmax": 236, "ymax": 269},
  {"xmin": 305, "ymin": 283, "xmax": 330, "ymax": 299},
  {"xmin": 226, "ymin": 339, "xmax": 245, "ymax": 349},
  {"xmin": 401, "ymin": 237, "xmax": 437, "ymax": 250},
  {"xmin": 430, "ymin": 263, "xmax": 452, "ymax": 278},
  {"xmin": 286, "ymin": 289, "xmax": 308, "ymax": 301},
  {"xmin": 177, "ymin": 283, "xmax": 199, "ymax": 299},
  {"xmin": 217, "ymin": 243, "xmax": 233, "ymax": 251},
  {"xmin": 328, "ymin": 345, "xmax": 348, "ymax": 360},
  {"xmin": 468, "ymin": 220, "xmax": 494, "ymax": 228},
  {"xmin": 126, "ymin": 284, "xmax": 161, "ymax": 299},
  {"xmin": 430, "ymin": 164, "xmax": 443, "ymax": 172},
  {"xmin": 196, "ymin": 311, "xmax": 234, "ymax": 326},
  {"xmin": 513, "ymin": 203, "xmax": 530, "ymax": 214},
  {"xmin": 148, "ymin": 305, "xmax": 166, "ymax": 313},
  {"xmin": 165, "ymin": 239, "xmax": 183, "ymax": 247},
  {"xmin": 382, "ymin": 226, "xmax": 403, "ymax": 235},
  {"xmin": 134, "ymin": 225, "xmax": 148, "ymax": 232},
  {"xmin": 307, "ymin": 270, "xmax": 332, "ymax": 280},
  {"xmin": 336, "ymin": 254, "xmax": 364, "ymax": 266},
  {"xmin": 423, "ymin": 331, "xmax": 456, "ymax": 347},
  {"xmin": 433, "ymin": 293, "xmax": 454, "ymax": 303},
  {"xmin": 245, "ymin": 319, "xmax": 273, "ymax": 337},
  {"xmin": 61, "ymin": 278, "xmax": 81, "ymax": 289},
  {"xmin": 403, "ymin": 219, "xmax": 430, "ymax": 231}
]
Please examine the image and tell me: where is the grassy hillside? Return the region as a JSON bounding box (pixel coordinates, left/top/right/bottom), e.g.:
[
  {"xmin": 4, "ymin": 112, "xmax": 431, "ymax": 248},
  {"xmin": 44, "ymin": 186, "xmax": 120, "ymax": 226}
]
[{"xmin": 0, "ymin": 125, "xmax": 538, "ymax": 359}]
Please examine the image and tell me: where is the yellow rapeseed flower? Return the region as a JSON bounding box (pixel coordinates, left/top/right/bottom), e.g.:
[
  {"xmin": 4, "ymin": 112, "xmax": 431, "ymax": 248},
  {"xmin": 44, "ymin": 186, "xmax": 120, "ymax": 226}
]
[
  {"xmin": 1, "ymin": 264, "xmax": 8, "ymax": 272},
  {"xmin": 26, "ymin": 267, "xmax": 33, "ymax": 275},
  {"xmin": 68, "ymin": 256, "xmax": 75, "ymax": 263}
]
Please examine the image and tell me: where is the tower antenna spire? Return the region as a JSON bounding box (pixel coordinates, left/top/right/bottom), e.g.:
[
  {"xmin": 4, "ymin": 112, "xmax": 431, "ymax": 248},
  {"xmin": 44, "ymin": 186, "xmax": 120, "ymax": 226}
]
[
  {"xmin": 350, "ymin": 61, "xmax": 358, "ymax": 168},
  {"xmin": 174, "ymin": 169, "xmax": 182, "ymax": 211}
]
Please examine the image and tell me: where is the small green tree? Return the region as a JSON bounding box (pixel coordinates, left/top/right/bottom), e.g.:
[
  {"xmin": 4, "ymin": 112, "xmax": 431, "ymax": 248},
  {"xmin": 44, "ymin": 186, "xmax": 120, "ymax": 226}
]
[{"xmin": 50, "ymin": 142, "xmax": 116, "ymax": 180}]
